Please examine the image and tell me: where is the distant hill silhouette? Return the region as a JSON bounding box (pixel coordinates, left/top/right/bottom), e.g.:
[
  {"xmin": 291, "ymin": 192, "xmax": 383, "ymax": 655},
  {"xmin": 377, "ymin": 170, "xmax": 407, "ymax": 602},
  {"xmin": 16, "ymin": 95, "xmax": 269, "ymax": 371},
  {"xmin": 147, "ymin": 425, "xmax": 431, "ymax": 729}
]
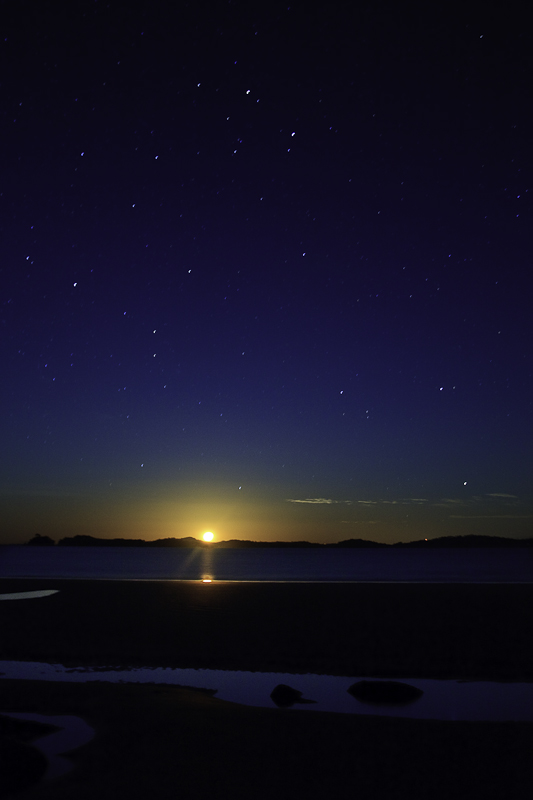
[
  {"xmin": 28, "ymin": 534, "xmax": 533, "ymax": 548},
  {"xmin": 26, "ymin": 534, "xmax": 55, "ymax": 547},
  {"xmin": 392, "ymin": 535, "xmax": 533, "ymax": 549}
]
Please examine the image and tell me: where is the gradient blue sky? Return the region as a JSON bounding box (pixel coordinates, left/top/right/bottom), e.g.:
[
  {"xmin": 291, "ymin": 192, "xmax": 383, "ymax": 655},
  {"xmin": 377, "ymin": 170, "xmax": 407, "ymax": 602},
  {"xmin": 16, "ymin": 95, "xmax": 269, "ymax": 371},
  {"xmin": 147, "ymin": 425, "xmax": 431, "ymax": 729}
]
[{"xmin": 1, "ymin": 0, "xmax": 532, "ymax": 543}]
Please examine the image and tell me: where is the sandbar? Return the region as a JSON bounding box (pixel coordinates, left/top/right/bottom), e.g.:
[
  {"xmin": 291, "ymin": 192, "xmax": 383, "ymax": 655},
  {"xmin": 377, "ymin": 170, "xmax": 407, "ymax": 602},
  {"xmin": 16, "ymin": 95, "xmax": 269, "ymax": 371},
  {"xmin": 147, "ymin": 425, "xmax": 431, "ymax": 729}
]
[{"xmin": 0, "ymin": 578, "xmax": 532, "ymax": 680}]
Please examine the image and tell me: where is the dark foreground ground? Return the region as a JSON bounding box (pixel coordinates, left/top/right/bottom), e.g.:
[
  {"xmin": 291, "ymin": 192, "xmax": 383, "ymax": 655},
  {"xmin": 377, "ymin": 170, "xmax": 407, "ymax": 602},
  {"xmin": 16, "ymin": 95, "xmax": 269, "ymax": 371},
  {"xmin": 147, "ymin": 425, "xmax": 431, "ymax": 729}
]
[
  {"xmin": 0, "ymin": 579, "xmax": 532, "ymax": 798},
  {"xmin": 1, "ymin": 679, "xmax": 532, "ymax": 800},
  {"xmin": 1, "ymin": 579, "xmax": 532, "ymax": 679}
]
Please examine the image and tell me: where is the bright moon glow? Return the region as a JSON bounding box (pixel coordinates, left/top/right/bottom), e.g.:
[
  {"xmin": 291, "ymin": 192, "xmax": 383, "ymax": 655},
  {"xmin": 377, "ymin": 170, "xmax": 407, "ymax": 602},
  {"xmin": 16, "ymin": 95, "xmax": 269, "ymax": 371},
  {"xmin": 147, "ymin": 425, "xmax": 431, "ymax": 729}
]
[{"xmin": 202, "ymin": 531, "xmax": 214, "ymax": 542}]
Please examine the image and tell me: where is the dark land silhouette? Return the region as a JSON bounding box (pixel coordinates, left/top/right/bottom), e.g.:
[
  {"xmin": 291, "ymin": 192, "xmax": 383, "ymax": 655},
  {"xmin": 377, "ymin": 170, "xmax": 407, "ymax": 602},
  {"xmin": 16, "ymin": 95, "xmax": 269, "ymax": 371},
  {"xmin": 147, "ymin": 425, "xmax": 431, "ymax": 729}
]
[{"xmin": 25, "ymin": 533, "xmax": 533, "ymax": 548}]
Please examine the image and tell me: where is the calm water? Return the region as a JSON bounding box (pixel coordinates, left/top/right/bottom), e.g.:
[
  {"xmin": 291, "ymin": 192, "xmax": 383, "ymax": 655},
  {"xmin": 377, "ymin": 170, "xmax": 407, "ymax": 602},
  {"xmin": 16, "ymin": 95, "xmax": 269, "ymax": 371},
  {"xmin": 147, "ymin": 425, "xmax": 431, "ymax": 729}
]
[
  {"xmin": 0, "ymin": 545, "xmax": 531, "ymax": 582},
  {"xmin": 2, "ymin": 661, "xmax": 532, "ymax": 722}
]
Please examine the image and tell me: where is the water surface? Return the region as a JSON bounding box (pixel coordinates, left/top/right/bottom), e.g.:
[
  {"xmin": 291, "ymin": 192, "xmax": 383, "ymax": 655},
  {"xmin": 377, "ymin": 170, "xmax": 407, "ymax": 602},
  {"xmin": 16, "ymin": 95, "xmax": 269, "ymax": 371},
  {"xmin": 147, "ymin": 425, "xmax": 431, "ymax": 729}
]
[
  {"xmin": 1, "ymin": 546, "xmax": 531, "ymax": 582},
  {"xmin": 1, "ymin": 661, "xmax": 531, "ymax": 722}
]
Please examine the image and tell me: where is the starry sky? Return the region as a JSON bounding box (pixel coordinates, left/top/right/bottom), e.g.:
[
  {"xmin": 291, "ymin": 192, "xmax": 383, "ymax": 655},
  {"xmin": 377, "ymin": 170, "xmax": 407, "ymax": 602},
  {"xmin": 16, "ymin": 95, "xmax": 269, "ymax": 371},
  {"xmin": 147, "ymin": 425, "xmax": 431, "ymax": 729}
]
[{"xmin": 1, "ymin": 0, "xmax": 532, "ymax": 544}]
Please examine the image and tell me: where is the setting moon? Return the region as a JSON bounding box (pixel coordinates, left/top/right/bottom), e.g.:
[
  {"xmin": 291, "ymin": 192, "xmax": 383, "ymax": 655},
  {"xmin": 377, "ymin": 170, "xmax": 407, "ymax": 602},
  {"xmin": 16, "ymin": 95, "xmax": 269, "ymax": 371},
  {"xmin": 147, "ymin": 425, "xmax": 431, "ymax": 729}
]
[{"xmin": 202, "ymin": 532, "xmax": 214, "ymax": 542}]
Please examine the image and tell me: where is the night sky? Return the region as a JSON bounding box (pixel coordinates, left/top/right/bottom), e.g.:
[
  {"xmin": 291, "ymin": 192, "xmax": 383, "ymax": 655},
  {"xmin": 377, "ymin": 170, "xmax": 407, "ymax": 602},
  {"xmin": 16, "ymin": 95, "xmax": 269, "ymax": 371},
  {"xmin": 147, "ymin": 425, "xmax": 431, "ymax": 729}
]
[{"xmin": 2, "ymin": 0, "xmax": 532, "ymax": 544}]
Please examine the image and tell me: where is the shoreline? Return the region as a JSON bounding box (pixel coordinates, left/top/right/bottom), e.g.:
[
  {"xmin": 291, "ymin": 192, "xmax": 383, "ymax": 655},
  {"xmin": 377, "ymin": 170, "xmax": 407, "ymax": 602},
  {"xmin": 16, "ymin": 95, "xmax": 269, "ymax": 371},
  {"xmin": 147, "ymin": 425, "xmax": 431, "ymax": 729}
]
[
  {"xmin": 3, "ymin": 662, "xmax": 533, "ymax": 720},
  {"xmin": 1, "ymin": 578, "xmax": 532, "ymax": 681},
  {"xmin": 3, "ymin": 576, "xmax": 533, "ymax": 584}
]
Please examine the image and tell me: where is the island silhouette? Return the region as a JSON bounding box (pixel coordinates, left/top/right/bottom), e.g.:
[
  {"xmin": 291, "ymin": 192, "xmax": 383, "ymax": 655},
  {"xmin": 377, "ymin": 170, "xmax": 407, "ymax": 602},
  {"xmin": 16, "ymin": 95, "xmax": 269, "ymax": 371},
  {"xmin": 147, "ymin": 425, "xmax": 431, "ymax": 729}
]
[{"xmin": 26, "ymin": 533, "xmax": 533, "ymax": 548}]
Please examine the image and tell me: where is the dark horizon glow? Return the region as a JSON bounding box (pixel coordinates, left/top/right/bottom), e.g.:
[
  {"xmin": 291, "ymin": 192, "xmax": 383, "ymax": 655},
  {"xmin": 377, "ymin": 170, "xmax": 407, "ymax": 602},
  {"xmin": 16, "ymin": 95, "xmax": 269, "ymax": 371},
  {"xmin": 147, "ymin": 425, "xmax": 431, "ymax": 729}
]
[
  {"xmin": 2, "ymin": 481, "xmax": 532, "ymax": 545},
  {"xmin": 1, "ymin": 1, "xmax": 532, "ymax": 545}
]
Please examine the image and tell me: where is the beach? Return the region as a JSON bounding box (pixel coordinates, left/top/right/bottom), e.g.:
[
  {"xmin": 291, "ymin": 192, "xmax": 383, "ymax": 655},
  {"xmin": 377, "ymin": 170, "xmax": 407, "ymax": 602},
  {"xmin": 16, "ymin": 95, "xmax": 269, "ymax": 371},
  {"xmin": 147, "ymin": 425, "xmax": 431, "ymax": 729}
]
[
  {"xmin": 1, "ymin": 578, "xmax": 532, "ymax": 679},
  {"xmin": 1, "ymin": 579, "xmax": 532, "ymax": 798}
]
